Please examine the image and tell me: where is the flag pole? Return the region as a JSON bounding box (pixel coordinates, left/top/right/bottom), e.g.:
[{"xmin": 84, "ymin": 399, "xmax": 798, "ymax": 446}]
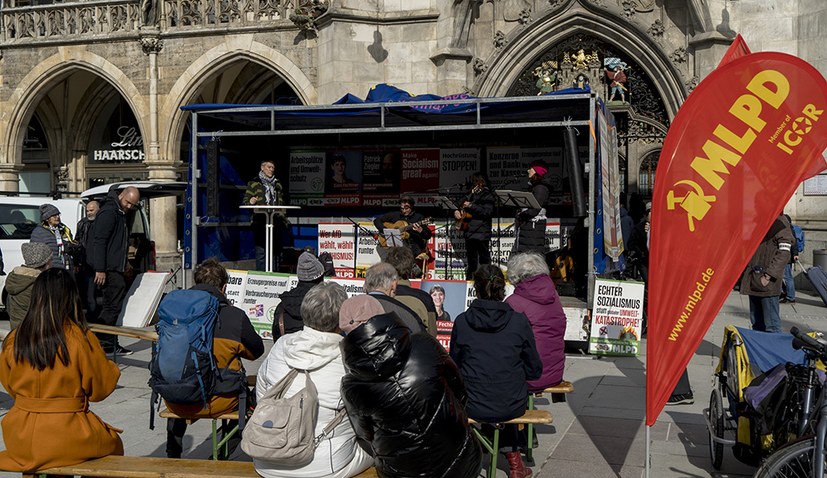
[{"xmin": 645, "ymin": 425, "xmax": 651, "ymax": 477}]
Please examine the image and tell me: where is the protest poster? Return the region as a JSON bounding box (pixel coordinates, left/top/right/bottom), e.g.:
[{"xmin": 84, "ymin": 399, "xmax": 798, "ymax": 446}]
[
  {"xmin": 327, "ymin": 277, "xmax": 366, "ymax": 297},
  {"xmin": 400, "ymin": 149, "xmax": 440, "ymax": 203},
  {"xmin": 232, "ymin": 271, "xmax": 295, "ymax": 339},
  {"xmin": 589, "ymin": 279, "xmax": 645, "ymax": 356},
  {"xmin": 288, "ymin": 151, "xmax": 326, "ymax": 197},
  {"xmin": 355, "ymin": 222, "xmax": 383, "ymax": 277},
  {"xmin": 487, "ymin": 147, "xmax": 524, "ymax": 190},
  {"xmin": 318, "ymin": 223, "xmax": 357, "ymax": 278},
  {"xmin": 225, "ymin": 270, "xmax": 248, "ymax": 307},
  {"xmin": 363, "ymin": 150, "xmax": 400, "ymax": 205},
  {"xmin": 439, "ymin": 149, "xmax": 480, "ymax": 191}
]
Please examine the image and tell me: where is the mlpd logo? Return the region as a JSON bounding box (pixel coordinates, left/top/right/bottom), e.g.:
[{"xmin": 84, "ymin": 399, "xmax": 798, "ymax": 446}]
[
  {"xmin": 666, "ymin": 180, "xmax": 716, "ymax": 232},
  {"xmin": 664, "ymin": 68, "xmax": 823, "ymax": 232}
]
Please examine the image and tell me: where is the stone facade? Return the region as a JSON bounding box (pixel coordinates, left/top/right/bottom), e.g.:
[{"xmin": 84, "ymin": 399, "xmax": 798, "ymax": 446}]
[{"xmin": 0, "ymin": 0, "xmax": 825, "ymax": 266}]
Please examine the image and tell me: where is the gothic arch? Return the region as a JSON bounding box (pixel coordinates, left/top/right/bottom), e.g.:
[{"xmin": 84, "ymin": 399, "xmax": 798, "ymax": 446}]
[
  {"xmin": 475, "ymin": 4, "xmax": 686, "ymax": 120},
  {"xmin": 162, "ymin": 41, "xmax": 318, "ymax": 164},
  {"xmin": 3, "ymin": 52, "xmax": 146, "ymax": 168}
]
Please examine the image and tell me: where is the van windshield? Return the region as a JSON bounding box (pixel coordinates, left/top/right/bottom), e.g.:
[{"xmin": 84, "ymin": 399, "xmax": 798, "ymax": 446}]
[{"xmin": 0, "ymin": 205, "xmax": 40, "ymax": 239}]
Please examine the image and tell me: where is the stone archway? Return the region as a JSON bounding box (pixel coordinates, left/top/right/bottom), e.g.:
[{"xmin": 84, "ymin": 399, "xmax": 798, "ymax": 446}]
[
  {"xmin": 0, "ymin": 54, "xmax": 145, "ymax": 193},
  {"xmin": 475, "ymin": 4, "xmax": 686, "ymax": 121},
  {"xmin": 161, "ymin": 41, "xmax": 317, "ymax": 165}
]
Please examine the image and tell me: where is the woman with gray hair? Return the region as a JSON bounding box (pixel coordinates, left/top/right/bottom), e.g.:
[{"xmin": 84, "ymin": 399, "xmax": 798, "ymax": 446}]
[
  {"xmin": 255, "ymin": 282, "xmax": 373, "ymax": 478},
  {"xmin": 505, "ymin": 252, "xmax": 566, "ymax": 391}
]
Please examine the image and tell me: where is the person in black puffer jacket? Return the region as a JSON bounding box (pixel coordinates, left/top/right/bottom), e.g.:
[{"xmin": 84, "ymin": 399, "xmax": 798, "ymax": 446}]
[
  {"xmin": 270, "ymin": 251, "xmax": 325, "ymax": 340},
  {"xmin": 340, "ymin": 304, "xmax": 481, "ymax": 478}
]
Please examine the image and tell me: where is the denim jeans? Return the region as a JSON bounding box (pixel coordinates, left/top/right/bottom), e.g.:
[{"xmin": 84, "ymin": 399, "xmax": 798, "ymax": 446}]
[
  {"xmin": 749, "ymin": 295, "xmax": 782, "ymax": 333},
  {"xmin": 783, "ymin": 263, "xmax": 795, "ymax": 300}
]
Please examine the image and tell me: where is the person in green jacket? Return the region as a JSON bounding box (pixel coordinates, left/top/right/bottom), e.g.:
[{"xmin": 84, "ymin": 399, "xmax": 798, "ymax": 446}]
[{"xmin": 4, "ymin": 242, "xmax": 52, "ymax": 330}]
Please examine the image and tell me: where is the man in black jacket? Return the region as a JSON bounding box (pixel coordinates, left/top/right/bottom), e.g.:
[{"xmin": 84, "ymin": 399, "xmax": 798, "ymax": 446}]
[
  {"xmin": 88, "ymin": 186, "xmax": 140, "ymax": 354},
  {"xmin": 270, "ymin": 251, "xmax": 324, "ymax": 341},
  {"xmin": 374, "ymin": 196, "xmax": 432, "ymax": 267}
]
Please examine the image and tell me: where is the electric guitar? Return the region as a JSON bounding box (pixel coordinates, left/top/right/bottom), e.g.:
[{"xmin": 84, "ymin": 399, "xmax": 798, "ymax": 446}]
[{"xmin": 377, "ymin": 217, "xmax": 433, "ymax": 248}]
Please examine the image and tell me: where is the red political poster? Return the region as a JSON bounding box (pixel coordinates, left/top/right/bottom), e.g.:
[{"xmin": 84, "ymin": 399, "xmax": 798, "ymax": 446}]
[
  {"xmin": 400, "ymin": 148, "xmax": 440, "ymax": 194},
  {"xmin": 645, "ymin": 51, "xmax": 827, "ymax": 426}
]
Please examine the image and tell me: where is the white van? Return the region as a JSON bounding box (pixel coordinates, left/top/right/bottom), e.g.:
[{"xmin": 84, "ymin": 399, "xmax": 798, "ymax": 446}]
[{"xmin": 0, "ymin": 181, "xmax": 186, "ymax": 308}]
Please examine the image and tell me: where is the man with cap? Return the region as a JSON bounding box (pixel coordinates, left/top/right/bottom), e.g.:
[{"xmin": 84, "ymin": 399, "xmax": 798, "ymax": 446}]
[
  {"xmin": 88, "ymin": 186, "xmax": 141, "ymax": 355},
  {"xmin": 3, "ymin": 242, "xmax": 52, "ymax": 330},
  {"xmin": 30, "ymin": 203, "xmax": 79, "ymax": 271},
  {"xmin": 270, "ymin": 251, "xmax": 325, "ymax": 341}
]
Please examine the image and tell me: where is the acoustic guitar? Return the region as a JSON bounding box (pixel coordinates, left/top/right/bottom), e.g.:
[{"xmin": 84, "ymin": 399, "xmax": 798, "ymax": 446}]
[{"xmin": 377, "ymin": 217, "xmax": 433, "ymax": 248}]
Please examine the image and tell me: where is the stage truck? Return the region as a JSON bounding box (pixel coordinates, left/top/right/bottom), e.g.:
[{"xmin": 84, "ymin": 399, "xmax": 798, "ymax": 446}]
[{"xmin": 183, "ymin": 84, "xmax": 625, "ymax": 347}]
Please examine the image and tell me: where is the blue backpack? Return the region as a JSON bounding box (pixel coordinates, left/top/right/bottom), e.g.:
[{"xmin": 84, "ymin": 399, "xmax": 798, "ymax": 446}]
[
  {"xmin": 149, "ymin": 289, "xmax": 219, "ymax": 408},
  {"xmin": 148, "ymin": 289, "xmax": 248, "ymax": 430},
  {"xmin": 792, "ymin": 224, "xmax": 805, "ymax": 254}
]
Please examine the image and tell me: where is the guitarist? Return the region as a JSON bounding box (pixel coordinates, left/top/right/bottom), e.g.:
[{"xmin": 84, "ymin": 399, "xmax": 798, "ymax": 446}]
[
  {"xmin": 374, "ymin": 196, "xmax": 433, "ymax": 265},
  {"xmin": 454, "ymin": 172, "xmax": 494, "ymax": 280}
]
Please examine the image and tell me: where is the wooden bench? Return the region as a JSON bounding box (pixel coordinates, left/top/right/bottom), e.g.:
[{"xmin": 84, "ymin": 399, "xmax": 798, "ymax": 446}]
[
  {"xmin": 526, "ymin": 380, "xmax": 574, "ymax": 461},
  {"xmin": 159, "ymin": 408, "xmax": 242, "ymax": 460},
  {"xmin": 468, "ymin": 409, "xmax": 553, "ymax": 478},
  {"xmin": 26, "ymin": 455, "xmax": 379, "ymax": 478}
]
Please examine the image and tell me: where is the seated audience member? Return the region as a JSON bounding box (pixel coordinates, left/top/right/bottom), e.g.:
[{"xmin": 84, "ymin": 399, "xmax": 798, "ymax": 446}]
[
  {"xmin": 384, "ymin": 246, "xmax": 437, "ymax": 335},
  {"xmin": 271, "ymin": 251, "xmax": 325, "ymax": 341},
  {"xmin": 450, "ymin": 264, "xmax": 542, "ymax": 478},
  {"xmin": 430, "ymin": 285, "xmax": 451, "ymax": 322},
  {"xmin": 255, "ymin": 283, "xmax": 373, "ymax": 478},
  {"xmin": 4, "ymin": 242, "xmax": 52, "ymax": 330},
  {"xmin": 166, "ymin": 259, "xmax": 265, "ymax": 459},
  {"xmin": 363, "ymin": 262, "xmax": 427, "ymax": 334},
  {"xmin": 339, "ymin": 296, "xmax": 481, "ymax": 478},
  {"xmin": 506, "ymin": 252, "xmax": 566, "ymax": 391},
  {"xmin": 0, "ymin": 268, "xmax": 123, "ymax": 472}
]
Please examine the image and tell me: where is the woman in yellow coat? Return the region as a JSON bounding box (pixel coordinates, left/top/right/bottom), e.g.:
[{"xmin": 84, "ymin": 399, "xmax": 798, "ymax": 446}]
[{"xmin": 0, "ymin": 268, "xmax": 123, "ymax": 472}]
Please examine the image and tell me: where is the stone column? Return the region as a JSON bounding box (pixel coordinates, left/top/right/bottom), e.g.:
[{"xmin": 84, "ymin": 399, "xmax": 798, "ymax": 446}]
[
  {"xmin": 140, "ymin": 28, "xmax": 179, "ymax": 272},
  {"xmin": 0, "ymin": 163, "xmax": 22, "ymax": 192}
]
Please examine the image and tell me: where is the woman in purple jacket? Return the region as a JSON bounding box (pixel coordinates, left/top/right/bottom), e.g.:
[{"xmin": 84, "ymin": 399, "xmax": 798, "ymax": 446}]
[{"xmin": 505, "ymin": 252, "xmax": 566, "ymax": 391}]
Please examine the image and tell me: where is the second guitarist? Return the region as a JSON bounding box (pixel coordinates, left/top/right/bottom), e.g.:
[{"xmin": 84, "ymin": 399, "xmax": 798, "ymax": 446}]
[
  {"xmin": 454, "ymin": 173, "xmax": 495, "ymax": 280},
  {"xmin": 374, "ymin": 196, "xmax": 433, "ymax": 265}
]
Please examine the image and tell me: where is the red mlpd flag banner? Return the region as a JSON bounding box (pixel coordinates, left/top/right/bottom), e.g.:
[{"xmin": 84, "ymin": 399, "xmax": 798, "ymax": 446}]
[{"xmin": 646, "ymin": 52, "xmax": 827, "ymax": 426}]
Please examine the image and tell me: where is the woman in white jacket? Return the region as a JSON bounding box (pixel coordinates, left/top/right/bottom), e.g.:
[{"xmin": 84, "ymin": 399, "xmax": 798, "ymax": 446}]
[{"xmin": 255, "ymin": 282, "xmax": 373, "ymax": 478}]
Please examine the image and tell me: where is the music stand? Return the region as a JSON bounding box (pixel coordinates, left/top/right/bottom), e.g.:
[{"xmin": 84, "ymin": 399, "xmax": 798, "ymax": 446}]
[
  {"xmin": 429, "ymin": 195, "xmax": 460, "ymax": 279},
  {"xmin": 495, "ymin": 190, "xmax": 541, "ymax": 209},
  {"xmin": 384, "ymin": 229, "xmax": 405, "ymax": 247}
]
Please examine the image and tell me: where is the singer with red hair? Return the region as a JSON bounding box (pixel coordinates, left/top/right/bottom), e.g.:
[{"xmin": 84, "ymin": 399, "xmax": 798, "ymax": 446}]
[{"xmin": 514, "ymin": 161, "xmax": 552, "ymax": 254}]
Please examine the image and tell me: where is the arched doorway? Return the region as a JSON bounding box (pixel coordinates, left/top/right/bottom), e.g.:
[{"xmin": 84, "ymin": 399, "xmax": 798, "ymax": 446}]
[{"xmin": 638, "ymin": 149, "xmax": 660, "ymax": 197}]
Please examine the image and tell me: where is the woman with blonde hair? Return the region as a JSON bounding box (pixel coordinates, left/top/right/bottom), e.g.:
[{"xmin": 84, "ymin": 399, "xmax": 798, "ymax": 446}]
[{"xmin": 0, "ymin": 268, "xmax": 122, "ymax": 472}]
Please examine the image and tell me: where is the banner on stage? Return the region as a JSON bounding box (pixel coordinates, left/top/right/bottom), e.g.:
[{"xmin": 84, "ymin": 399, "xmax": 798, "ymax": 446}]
[
  {"xmin": 228, "ymin": 270, "xmax": 296, "ymax": 339},
  {"xmin": 318, "ymin": 223, "xmax": 358, "ymax": 278},
  {"xmin": 589, "ymin": 279, "xmax": 644, "ymax": 356}
]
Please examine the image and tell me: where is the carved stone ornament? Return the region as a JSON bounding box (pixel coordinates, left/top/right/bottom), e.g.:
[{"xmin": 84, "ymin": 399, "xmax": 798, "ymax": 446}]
[
  {"xmin": 289, "ymin": 0, "xmax": 329, "ymax": 31},
  {"xmin": 472, "ymin": 57, "xmax": 488, "ymax": 75},
  {"xmin": 518, "ymin": 8, "xmax": 532, "ymax": 25},
  {"xmin": 685, "ymin": 75, "xmax": 700, "ymax": 93},
  {"xmin": 647, "ymin": 19, "xmax": 664, "ymax": 38},
  {"xmin": 620, "ymin": 0, "xmax": 636, "ymax": 18},
  {"xmin": 139, "ymin": 35, "xmax": 163, "ymax": 54},
  {"xmin": 670, "ymin": 47, "xmax": 688, "ymax": 64},
  {"xmin": 494, "ymin": 30, "xmax": 507, "ymax": 49},
  {"xmin": 549, "ymin": 0, "xmax": 566, "ymax": 7}
]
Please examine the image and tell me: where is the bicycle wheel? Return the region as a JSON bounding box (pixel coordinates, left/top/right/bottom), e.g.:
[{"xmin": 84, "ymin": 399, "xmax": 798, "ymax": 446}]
[
  {"xmin": 754, "ymin": 437, "xmax": 825, "ymax": 477},
  {"xmin": 709, "ymin": 388, "xmax": 724, "ymax": 470}
]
